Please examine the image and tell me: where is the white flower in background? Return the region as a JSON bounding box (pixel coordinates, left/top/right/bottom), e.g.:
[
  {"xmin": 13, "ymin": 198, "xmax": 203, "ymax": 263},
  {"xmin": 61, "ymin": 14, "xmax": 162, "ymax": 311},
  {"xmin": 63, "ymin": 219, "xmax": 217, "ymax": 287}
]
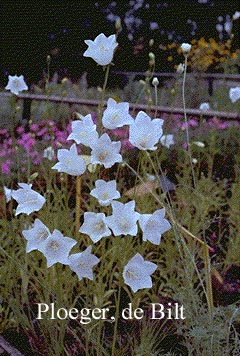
[
  {"xmin": 67, "ymin": 246, "xmax": 100, "ymax": 280},
  {"xmin": 43, "ymin": 146, "xmax": 55, "ymax": 161},
  {"xmin": 106, "ymin": 200, "xmax": 139, "ymax": 236},
  {"xmin": 41, "ymin": 229, "xmax": 77, "ymax": 268},
  {"xmin": 233, "ymin": 11, "xmax": 240, "ymax": 20},
  {"xmin": 79, "ymin": 212, "xmax": 111, "ymax": 243},
  {"xmin": 52, "ymin": 143, "xmax": 86, "ymax": 176},
  {"xmin": 11, "ymin": 183, "xmax": 46, "ymax": 216},
  {"xmin": 129, "ymin": 111, "xmax": 164, "ymax": 151},
  {"xmin": 90, "ymin": 133, "xmax": 122, "ymax": 168},
  {"xmin": 216, "ymin": 24, "xmax": 223, "ymax": 33},
  {"xmin": 123, "ymin": 253, "xmax": 157, "ymax": 292},
  {"xmin": 152, "ymin": 77, "xmax": 159, "ymax": 86},
  {"xmin": 4, "ymin": 186, "xmax": 15, "ymax": 203},
  {"xmin": 176, "ymin": 63, "xmax": 185, "ymax": 74},
  {"xmin": 5, "ymin": 75, "xmax": 28, "ymax": 95},
  {"xmin": 193, "ymin": 141, "xmax": 205, "ymax": 148},
  {"xmin": 199, "ymin": 102, "xmax": 210, "ymax": 113},
  {"xmin": 67, "ymin": 114, "xmax": 98, "ymax": 147},
  {"xmin": 181, "ymin": 43, "xmax": 192, "ymax": 54},
  {"xmin": 83, "ymin": 33, "xmax": 118, "ymax": 66},
  {"xmin": 192, "ymin": 158, "xmax": 198, "ymax": 164},
  {"xmin": 229, "ymin": 87, "xmax": 240, "ymax": 103},
  {"xmin": 102, "ymin": 98, "xmax": 134, "ymax": 129},
  {"xmin": 22, "ymin": 219, "xmax": 51, "ymax": 253},
  {"xmin": 160, "ymin": 134, "xmax": 175, "ymax": 148},
  {"xmin": 138, "ymin": 208, "xmax": 171, "ymax": 245},
  {"xmin": 90, "ymin": 179, "xmax": 120, "ymax": 206},
  {"xmin": 224, "ymin": 20, "xmax": 232, "ymax": 34}
]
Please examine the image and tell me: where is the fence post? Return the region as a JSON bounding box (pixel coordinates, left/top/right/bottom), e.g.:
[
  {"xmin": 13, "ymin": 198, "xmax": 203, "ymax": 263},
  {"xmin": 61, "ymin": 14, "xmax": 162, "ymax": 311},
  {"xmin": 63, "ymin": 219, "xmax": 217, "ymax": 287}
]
[{"xmin": 22, "ymin": 98, "xmax": 32, "ymax": 129}]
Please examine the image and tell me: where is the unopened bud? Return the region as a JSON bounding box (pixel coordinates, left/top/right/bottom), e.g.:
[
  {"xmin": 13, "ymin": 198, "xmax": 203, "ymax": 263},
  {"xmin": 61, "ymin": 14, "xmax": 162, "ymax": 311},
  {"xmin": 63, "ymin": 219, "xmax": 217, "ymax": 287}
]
[
  {"xmin": 149, "ymin": 52, "xmax": 155, "ymax": 60},
  {"xmin": 152, "ymin": 77, "xmax": 159, "ymax": 86},
  {"xmin": 176, "ymin": 63, "xmax": 185, "ymax": 74},
  {"xmin": 149, "ymin": 39, "xmax": 154, "ymax": 47},
  {"xmin": 181, "ymin": 43, "xmax": 191, "ymax": 55},
  {"xmin": 115, "ymin": 17, "xmax": 121, "ymax": 31},
  {"xmin": 28, "ymin": 172, "xmax": 39, "ymax": 183},
  {"xmin": 139, "ymin": 79, "xmax": 146, "ymax": 86}
]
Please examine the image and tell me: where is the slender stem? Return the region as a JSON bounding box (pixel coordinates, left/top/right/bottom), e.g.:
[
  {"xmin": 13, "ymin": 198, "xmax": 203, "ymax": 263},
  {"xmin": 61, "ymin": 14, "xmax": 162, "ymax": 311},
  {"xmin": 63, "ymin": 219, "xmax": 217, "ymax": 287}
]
[
  {"xmin": 98, "ymin": 64, "xmax": 110, "ymax": 126},
  {"xmin": 203, "ymin": 244, "xmax": 214, "ymax": 318},
  {"xmin": 182, "ymin": 55, "xmax": 196, "ymax": 189},
  {"xmin": 75, "ymin": 175, "xmax": 81, "ymax": 237},
  {"xmin": 154, "ymin": 85, "xmax": 158, "ymax": 118},
  {"xmin": 111, "ymin": 283, "xmax": 121, "ymax": 356}
]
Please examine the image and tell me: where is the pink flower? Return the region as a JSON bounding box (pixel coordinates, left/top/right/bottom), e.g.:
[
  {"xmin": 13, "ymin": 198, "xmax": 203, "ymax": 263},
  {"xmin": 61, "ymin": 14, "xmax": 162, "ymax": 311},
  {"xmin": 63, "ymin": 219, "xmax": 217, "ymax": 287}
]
[
  {"xmin": 30, "ymin": 123, "xmax": 39, "ymax": 132},
  {"xmin": 1, "ymin": 160, "xmax": 11, "ymax": 174},
  {"xmin": 16, "ymin": 126, "xmax": 24, "ymax": 134}
]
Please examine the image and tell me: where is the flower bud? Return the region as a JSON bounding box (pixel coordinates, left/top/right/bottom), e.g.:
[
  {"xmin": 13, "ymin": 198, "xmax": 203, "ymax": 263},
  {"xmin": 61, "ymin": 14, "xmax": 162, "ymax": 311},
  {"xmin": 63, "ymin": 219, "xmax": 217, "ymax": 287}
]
[
  {"xmin": 115, "ymin": 17, "xmax": 121, "ymax": 31},
  {"xmin": 149, "ymin": 52, "xmax": 155, "ymax": 60},
  {"xmin": 176, "ymin": 63, "xmax": 185, "ymax": 74},
  {"xmin": 139, "ymin": 79, "xmax": 146, "ymax": 86},
  {"xmin": 193, "ymin": 141, "xmax": 205, "ymax": 148},
  {"xmin": 149, "ymin": 39, "xmax": 154, "ymax": 47},
  {"xmin": 181, "ymin": 43, "xmax": 191, "ymax": 55},
  {"xmin": 152, "ymin": 77, "xmax": 159, "ymax": 86}
]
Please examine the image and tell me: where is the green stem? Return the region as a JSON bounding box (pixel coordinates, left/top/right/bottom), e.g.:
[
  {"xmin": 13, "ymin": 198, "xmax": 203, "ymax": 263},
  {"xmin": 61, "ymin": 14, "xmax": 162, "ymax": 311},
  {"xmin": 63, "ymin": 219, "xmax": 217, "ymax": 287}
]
[
  {"xmin": 203, "ymin": 245, "xmax": 214, "ymax": 318},
  {"xmin": 98, "ymin": 64, "xmax": 110, "ymax": 128},
  {"xmin": 111, "ymin": 283, "xmax": 121, "ymax": 356},
  {"xmin": 154, "ymin": 85, "xmax": 158, "ymax": 118},
  {"xmin": 75, "ymin": 175, "xmax": 81, "ymax": 237},
  {"xmin": 182, "ymin": 55, "xmax": 196, "ymax": 189}
]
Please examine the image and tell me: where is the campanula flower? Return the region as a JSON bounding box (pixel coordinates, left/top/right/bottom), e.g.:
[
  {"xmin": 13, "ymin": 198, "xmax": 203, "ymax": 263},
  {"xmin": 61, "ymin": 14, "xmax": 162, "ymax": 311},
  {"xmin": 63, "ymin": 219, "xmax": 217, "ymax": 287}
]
[
  {"xmin": 160, "ymin": 134, "xmax": 175, "ymax": 148},
  {"xmin": 41, "ymin": 229, "xmax": 77, "ymax": 268},
  {"xmin": 90, "ymin": 133, "xmax": 122, "ymax": 168},
  {"xmin": 138, "ymin": 208, "xmax": 171, "ymax": 245},
  {"xmin": 4, "ymin": 186, "xmax": 14, "ymax": 203},
  {"xmin": 83, "ymin": 33, "xmax": 118, "ymax": 66},
  {"xmin": 105, "ymin": 200, "xmax": 139, "ymax": 236},
  {"xmin": 43, "ymin": 146, "xmax": 55, "ymax": 161},
  {"xmin": 52, "ymin": 143, "xmax": 86, "ymax": 176},
  {"xmin": 67, "ymin": 114, "xmax": 98, "ymax": 147},
  {"xmin": 79, "ymin": 212, "xmax": 111, "ymax": 243},
  {"xmin": 5, "ymin": 75, "xmax": 28, "ymax": 95},
  {"xmin": 102, "ymin": 98, "xmax": 134, "ymax": 129},
  {"xmin": 229, "ymin": 87, "xmax": 240, "ymax": 103},
  {"xmin": 90, "ymin": 179, "xmax": 120, "ymax": 206},
  {"xmin": 67, "ymin": 246, "xmax": 100, "ymax": 280},
  {"xmin": 129, "ymin": 111, "xmax": 164, "ymax": 150},
  {"xmin": 11, "ymin": 183, "xmax": 46, "ymax": 216},
  {"xmin": 199, "ymin": 102, "xmax": 210, "ymax": 113},
  {"xmin": 22, "ymin": 219, "xmax": 51, "ymax": 253},
  {"xmin": 123, "ymin": 253, "xmax": 157, "ymax": 292}
]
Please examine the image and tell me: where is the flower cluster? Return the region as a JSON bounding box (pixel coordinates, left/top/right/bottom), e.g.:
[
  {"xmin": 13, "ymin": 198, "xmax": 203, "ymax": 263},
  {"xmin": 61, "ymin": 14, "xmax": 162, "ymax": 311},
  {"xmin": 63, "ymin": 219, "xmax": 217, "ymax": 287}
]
[
  {"xmin": 4, "ymin": 33, "xmax": 174, "ymax": 293},
  {"xmin": 22, "ymin": 219, "xmax": 99, "ymax": 278}
]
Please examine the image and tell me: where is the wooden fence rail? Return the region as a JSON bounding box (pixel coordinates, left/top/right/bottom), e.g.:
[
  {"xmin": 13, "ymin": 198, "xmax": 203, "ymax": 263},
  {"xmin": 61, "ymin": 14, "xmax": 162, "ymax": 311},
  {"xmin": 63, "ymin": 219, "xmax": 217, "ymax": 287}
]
[
  {"xmin": 0, "ymin": 92, "xmax": 239, "ymax": 122},
  {"xmin": 112, "ymin": 71, "xmax": 240, "ymax": 96}
]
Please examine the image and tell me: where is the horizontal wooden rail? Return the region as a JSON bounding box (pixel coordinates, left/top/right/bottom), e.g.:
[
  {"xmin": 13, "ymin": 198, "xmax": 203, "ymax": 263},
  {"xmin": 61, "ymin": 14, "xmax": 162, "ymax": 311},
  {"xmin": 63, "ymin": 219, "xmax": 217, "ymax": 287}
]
[{"xmin": 0, "ymin": 92, "xmax": 239, "ymax": 121}]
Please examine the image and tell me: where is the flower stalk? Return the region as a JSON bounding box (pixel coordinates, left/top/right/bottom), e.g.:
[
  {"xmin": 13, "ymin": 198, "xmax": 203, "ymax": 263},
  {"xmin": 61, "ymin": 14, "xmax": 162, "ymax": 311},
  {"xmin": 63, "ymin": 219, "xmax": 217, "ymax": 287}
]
[
  {"xmin": 75, "ymin": 175, "xmax": 82, "ymax": 236},
  {"xmin": 182, "ymin": 54, "xmax": 196, "ymax": 189}
]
